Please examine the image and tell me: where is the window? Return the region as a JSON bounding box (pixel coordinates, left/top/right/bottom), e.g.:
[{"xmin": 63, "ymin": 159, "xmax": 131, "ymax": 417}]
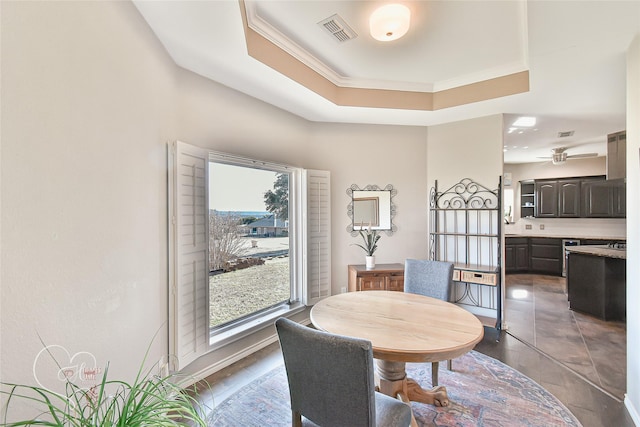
[
  {"xmin": 504, "ymin": 188, "xmax": 514, "ymax": 223},
  {"xmin": 208, "ymin": 161, "xmax": 291, "ymax": 330},
  {"xmin": 168, "ymin": 141, "xmax": 330, "ymax": 370}
]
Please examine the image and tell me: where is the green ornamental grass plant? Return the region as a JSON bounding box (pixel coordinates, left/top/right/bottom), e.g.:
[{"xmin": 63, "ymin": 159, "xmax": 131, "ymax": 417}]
[
  {"xmin": 352, "ymin": 227, "xmax": 381, "ymax": 256},
  {"xmin": 1, "ymin": 338, "xmax": 208, "ymax": 427}
]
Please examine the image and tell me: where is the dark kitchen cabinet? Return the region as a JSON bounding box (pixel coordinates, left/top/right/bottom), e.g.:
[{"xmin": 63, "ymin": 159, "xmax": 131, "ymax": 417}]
[
  {"xmin": 558, "ymin": 179, "xmax": 581, "ymax": 217},
  {"xmin": 607, "ymin": 131, "xmax": 626, "ymax": 181},
  {"xmin": 612, "ymin": 179, "xmax": 626, "ymax": 217},
  {"xmin": 567, "ymin": 252, "xmax": 626, "ymax": 321},
  {"xmin": 535, "ymin": 180, "xmax": 558, "ymax": 217},
  {"xmin": 582, "ymin": 178, "xmax": 626, "ymax": 218},
  {"xmin": 530, "ymin": 237, "xmax": 562, "ymax": 276},
  {"xmin": 534, "ymin": 179, "xmax": 581, "ymax": 218},
  {"xmin": 505, "ymin": 237, "xmax": 529, "ymax": 273}
]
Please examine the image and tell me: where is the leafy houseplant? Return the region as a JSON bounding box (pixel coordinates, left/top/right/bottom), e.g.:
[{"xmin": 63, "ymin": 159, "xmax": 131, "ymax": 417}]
[
  {"xmin": 353, "ymin": 227, "xmax": 381, "ymax": 256},
  {"xmin": 352, "ymin": 227, "xmax": 381, "ymax": 269},
  {"xmin": 1, "ymin": 341, "xmax": 208, "ymax": 427}
]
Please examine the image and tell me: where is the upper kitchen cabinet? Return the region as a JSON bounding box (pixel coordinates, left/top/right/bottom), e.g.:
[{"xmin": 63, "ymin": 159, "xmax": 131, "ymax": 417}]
[
  {"xmin": 526, "ymin": 176, "xmax": 623, "ymax": 219},
  {"xmin": 607, "ymin": 131, "xmax": 626, "ymax": 180},
  {"xmin": 558, "ymin": 179, "xmax": 581, "ymax": 217},
  {"xmin": 535, "ymin": 178, "xmax": 581, "ymax": 218},
  {"xmin": 582, "ymin": 178, "xmax": 626, "ymax": 218},
  {"xmin": 535, "ymin": 180, "xmax": 558, "ymax": 217},
  {"xmin": 612, "ymin": 179, "xmax": 626, "ymax": 217}
]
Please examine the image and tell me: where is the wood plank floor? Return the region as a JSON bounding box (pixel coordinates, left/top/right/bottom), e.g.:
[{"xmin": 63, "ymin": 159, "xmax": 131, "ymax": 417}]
[{"xmin": 199, "ymin": 274, "xmax": 633, "ymax": 427}]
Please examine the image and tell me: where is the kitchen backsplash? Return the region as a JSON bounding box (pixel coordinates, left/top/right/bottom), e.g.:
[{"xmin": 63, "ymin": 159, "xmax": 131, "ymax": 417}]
[{"xmin": 505, "ymin": 218, "xmax": 626, "ymax": 239}]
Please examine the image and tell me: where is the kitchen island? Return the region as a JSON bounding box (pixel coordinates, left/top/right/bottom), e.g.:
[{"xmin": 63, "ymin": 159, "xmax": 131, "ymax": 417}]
[{"xmin": 566, "ymin": 245, "xmax": 626, "ymax": 321}]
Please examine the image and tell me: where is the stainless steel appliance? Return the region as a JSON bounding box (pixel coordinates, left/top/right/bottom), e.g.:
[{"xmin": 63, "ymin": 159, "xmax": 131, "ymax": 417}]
[{"xmin": 562, "ymin": 239, "xmax": 581, "ymax": 277}]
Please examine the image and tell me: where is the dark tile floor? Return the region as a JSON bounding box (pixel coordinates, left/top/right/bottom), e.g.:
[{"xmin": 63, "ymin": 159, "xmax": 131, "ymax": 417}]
[
  {"xmin": 199, "ymin": 274, "xmax": 633, "ymax": 427},
  {"xmin": 504, "ymin": 274, "xmax": 627, "ymax": 400}
]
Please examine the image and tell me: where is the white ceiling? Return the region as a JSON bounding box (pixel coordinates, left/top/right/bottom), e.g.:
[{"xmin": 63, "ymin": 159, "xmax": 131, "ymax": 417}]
[{"xmin": 132, "ymin": 0, "xmax": 640, "ymax": 164}]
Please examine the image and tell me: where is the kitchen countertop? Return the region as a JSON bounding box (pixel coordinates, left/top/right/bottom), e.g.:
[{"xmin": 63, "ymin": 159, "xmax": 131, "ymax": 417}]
[{"xmin": 565, "ymin": 245, "xmax": 627, "ymax": 259}]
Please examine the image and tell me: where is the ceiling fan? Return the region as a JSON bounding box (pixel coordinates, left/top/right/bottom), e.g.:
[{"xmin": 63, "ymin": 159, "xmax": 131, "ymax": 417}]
[{"xmin": 537, "ymin": 147, "xmax": 598, "ymax": 165}]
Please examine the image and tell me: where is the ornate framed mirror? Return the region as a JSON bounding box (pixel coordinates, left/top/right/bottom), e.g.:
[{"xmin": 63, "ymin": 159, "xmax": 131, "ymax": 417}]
[{"xmin": 347, "ymin": 184, "xmax": 397, "ymax": 236}]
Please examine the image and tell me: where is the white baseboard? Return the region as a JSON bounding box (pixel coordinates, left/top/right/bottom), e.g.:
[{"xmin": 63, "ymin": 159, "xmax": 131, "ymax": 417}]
[{"xmin": 624, "ymin": 394, "xmax": 640, "ymax": 426}]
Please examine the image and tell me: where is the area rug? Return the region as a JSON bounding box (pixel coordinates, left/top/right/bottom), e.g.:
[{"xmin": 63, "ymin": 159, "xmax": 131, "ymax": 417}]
[{"xmin": 208, "ymin": 350, "xmax": 581, "ymax": 427}]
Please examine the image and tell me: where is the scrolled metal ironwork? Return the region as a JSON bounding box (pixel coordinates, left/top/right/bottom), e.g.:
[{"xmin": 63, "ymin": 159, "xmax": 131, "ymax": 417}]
[
  {"xmin": 431, "ymin": 178, "xmax": 499, "ymax": 210},
  {"xmin": 347, "ymin": 183, "xmax": 397, "ymax": 236}
]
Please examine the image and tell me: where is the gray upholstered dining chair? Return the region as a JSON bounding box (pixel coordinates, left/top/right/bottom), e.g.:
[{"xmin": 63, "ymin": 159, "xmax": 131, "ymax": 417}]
[
  {"xmin": 275, "ymin": 317, "xmax": 412, "ymax": 427},
  {"xmin": 404, "ymin": 258, "xmax": 455, "ymax": 387}
]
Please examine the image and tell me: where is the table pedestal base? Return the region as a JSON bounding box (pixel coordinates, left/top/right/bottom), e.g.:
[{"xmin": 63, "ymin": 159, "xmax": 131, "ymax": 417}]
[{"xmin": 376, "ymin": 360, "xmax": 449, "ymax": 426}]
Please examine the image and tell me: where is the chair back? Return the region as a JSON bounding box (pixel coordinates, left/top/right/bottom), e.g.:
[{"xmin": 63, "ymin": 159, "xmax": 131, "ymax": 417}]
[
  {"xmin": 404, "ymin": 259, "xmax": 454, "ymax": 301},
  {"xmin": 275, "ymin": 317, "xmax": 377, "ymax": 426}
]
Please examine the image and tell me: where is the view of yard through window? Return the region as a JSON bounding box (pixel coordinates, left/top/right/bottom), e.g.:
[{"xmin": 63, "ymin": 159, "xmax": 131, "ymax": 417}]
[
  {"xmin": 209, "ymin": 162, "xmax": 291, "ymax": 329},
  {"xmin": 209, "ymin": 237, "xmax": 290, "ymax": 327}
]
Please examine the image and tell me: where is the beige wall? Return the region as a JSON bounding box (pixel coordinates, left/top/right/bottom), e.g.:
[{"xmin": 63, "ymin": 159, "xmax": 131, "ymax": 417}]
[
  {"xmin": 427, "ymin": 114, "xmax": 504, "ymax": 192},
  {"xmin": 1, "ymin": 1, "xmax": 177, "ymax": 412},
  {"xmin": 306, "ymin": 123, "xmax": 429, "ymax": 293},
  {"xmin": 505, "ymin": 156, "xmax": 606, "ymax": 183}
]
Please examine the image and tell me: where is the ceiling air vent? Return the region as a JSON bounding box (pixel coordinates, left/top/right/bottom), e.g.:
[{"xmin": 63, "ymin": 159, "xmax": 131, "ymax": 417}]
[
  {"xmin": 318, "ymin": 14, "xmax": 358, "ymax": 43},
  {"xmin": 557, "ymin": 130, "xmax": 575, "ymax": 138}
]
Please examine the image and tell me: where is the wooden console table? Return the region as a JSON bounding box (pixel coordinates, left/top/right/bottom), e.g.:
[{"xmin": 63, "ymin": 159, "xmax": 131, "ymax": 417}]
[{"xmin": 347, "ymin": 263, "xmax": 404, "ymax": 292}]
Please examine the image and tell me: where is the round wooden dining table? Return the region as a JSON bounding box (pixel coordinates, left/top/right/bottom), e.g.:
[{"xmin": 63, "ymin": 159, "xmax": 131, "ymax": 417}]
[{"xmin": 310, "ymin": 290, "xmax": 484, "ymax": 422}]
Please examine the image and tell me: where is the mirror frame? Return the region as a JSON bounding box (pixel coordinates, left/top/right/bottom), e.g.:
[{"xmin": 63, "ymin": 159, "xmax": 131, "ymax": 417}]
[{"xmin": 346, "ymin": 184, "xmax": 397, "ymax": 236}]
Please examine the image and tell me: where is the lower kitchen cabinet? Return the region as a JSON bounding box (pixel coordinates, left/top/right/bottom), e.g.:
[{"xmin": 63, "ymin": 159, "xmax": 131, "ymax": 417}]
[
  {"xmin": 530, "ymin": 238, "xmax": 562, "ymax": 275},
  {"xmin": 348, "ymin": 263, "xmax": 404, "ymax": 292},
  {"xmin": 567, "ymin": 252, "xmax": 626, "ymax": 320},
  {"xmin": 506, "ymin": 237, "xmax": 561, "ymax": 276},
  {"xmin": 505, "ymin": 237, "xmax": 529, "ymax": 272}
]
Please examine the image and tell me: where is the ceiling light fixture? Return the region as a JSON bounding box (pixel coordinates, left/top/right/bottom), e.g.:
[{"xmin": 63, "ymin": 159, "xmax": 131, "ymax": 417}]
[{"xmin": 369, "ymin": 4, "xmax": 411, "ymax": 42}]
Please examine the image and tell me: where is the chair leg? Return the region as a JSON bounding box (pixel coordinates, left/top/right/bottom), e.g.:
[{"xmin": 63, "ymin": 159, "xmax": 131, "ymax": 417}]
[
  {"xmin": 431, "ymin": 361, "xmax": 439, "ymax": 386},
  {"xmin": 447, "ymin": 359, "xmax": 453, "ymax": 371},
  {"xmin": 292, "ymin": 411, "xmax": 302, "ymax": 427}
]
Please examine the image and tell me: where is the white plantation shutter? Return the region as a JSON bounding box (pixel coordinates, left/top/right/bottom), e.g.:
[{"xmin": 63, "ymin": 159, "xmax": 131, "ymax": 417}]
[
  {"xmin": 168, "ymin": 141, "xmax": 210, "ymax": 370},
  {"xmin": 304, "ymin": 169, "xmax": 331, "ymax": 305}
]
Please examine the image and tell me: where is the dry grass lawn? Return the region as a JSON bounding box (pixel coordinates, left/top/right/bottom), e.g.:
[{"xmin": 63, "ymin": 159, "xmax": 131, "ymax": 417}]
[{"xmin": 209, "ymin": 256, "xmax": 290, "ymax": 327}]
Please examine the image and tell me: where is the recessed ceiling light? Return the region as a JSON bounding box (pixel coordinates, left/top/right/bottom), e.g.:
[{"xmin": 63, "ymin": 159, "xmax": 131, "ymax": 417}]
[
  {"xmin": 512, "ymin": 116, "xmax": 536, "ymax": 127},
  {"xmin": 503, "ymin": 148, "xmax": 508, "ymax": 152}
]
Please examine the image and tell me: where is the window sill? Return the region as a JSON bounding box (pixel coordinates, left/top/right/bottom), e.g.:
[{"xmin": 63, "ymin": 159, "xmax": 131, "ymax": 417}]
[{"xmin": 209, "ymin": 302, "xmax": 306, "ymax": 349}]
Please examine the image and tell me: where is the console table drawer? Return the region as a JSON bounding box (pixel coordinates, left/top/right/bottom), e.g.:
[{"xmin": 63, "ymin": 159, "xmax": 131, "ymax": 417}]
[{"xmin": 348, "ymin": 263, "xmax": 404, "ymax": 292}]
